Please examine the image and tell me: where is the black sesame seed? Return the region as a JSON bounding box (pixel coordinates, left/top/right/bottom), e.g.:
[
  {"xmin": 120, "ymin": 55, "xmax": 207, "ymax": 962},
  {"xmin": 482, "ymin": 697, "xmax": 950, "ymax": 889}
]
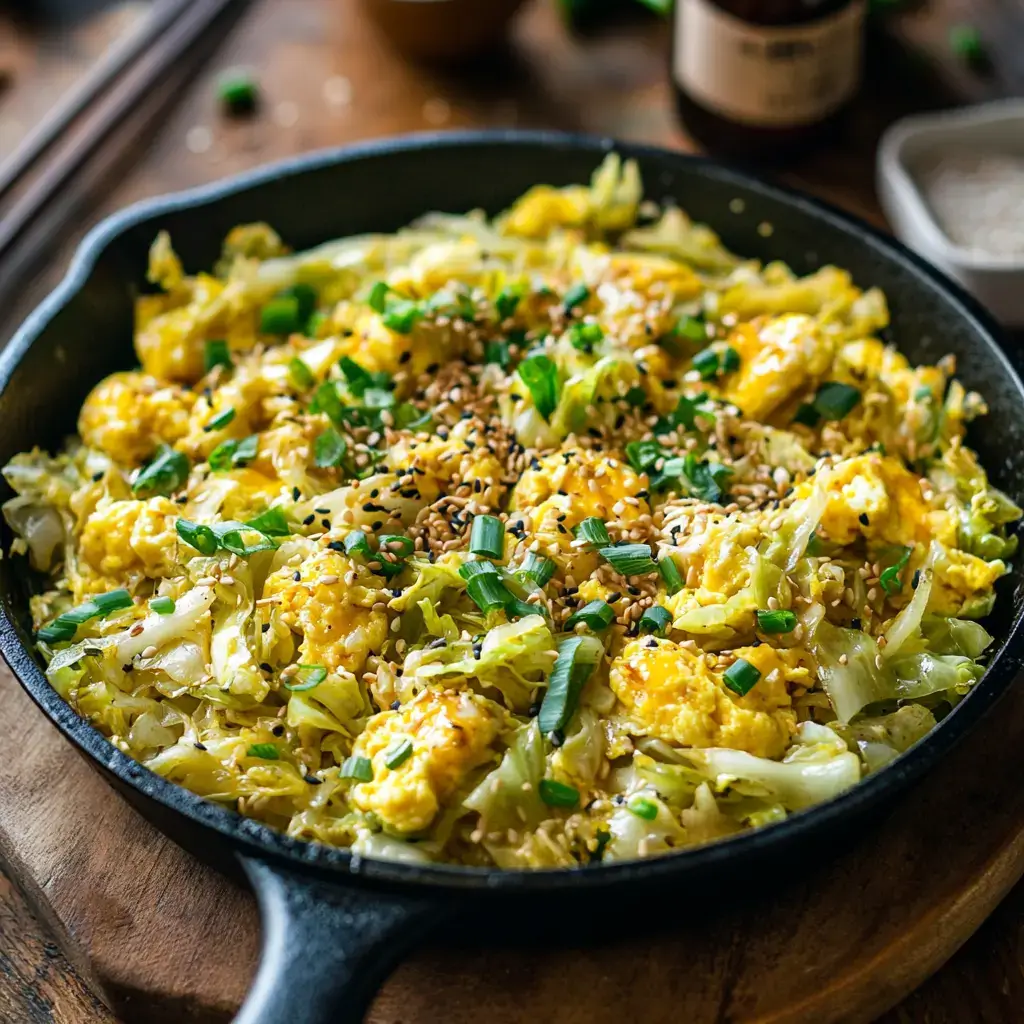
[
  {"xmin": 302, "ymin": 514, "xmax": 316, "ymax": 526},
  {"xmin": 194, "ymin": 741, "xmax": 207, "ymax": 751},
  {"xmin": 272, "ymin": 724, "xmax": 284, "ymax": 736}
]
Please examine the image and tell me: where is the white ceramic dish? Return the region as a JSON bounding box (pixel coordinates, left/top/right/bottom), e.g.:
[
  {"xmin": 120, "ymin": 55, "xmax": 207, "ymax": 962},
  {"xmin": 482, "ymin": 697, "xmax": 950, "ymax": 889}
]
[{"xmin": 877, "ymin": 99, "xmax": 1024, "ymax": 327}]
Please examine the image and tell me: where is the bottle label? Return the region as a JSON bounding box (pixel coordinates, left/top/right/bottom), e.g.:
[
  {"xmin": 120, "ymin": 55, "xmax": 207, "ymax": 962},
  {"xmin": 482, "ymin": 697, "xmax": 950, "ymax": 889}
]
[{"xmin": 673, "ymin": 0, "xmax": 865, "ymax": 128}]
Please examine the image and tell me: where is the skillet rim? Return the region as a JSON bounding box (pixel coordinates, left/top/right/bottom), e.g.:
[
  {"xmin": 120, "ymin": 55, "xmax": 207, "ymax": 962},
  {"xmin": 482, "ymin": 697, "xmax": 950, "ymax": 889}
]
[{"xmin": 2, "ymin": 128, "xmax": 1023, "ymax": 893}]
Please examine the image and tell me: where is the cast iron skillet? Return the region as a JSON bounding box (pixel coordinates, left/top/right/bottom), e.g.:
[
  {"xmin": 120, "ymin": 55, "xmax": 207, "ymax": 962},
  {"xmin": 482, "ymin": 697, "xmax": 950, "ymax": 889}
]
[{"xmin": 2, "ymin": 132, "xmax": 1024, "ymax": 1023}]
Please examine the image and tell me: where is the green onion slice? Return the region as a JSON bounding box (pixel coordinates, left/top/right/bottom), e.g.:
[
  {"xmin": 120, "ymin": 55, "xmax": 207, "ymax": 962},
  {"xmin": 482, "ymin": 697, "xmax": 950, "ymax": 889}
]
[
  {"xmin": 343, "ymin": 531, "xmax": 373, "ymax": 559},
  {"xmin": 204, "ymin": 339, "xmax": 232, "ymax": 373},
  {"xmin": 567, "ymin": 321, "xmax": 603, "ymax": 353},
  {"xmin": 723, "ymin": 658, "xmax": 761, "ymax": 697},
  {"xmin": 37, "ymin": 588, "xmax": 134, "ymax": 644},
  {"xmin": 150, "ymin": 596, "xmax": 175, "ymax": 615},
  {"xmin": 469, "ymin": 515, "xmax": 505, "ymax": 559},
  {"xmin": 599, "ymin": 543, "xmax": 658, "ymax": 577},
  {"xmin": 674, "ymin": 315, "xmax": 706, "ymax": 343},
  {"xmin": 231, "ymin": 434, "xmax": 259, "ymax": 467},
  {"xmin": 284, "ymin": 664, "xmax": 327, "ymax": 692},
  {"xmin": 383, "ymin": 737, "xmax": 414, "ymax": 770},
  {"xmin": 204, "ymin": 407, "xmax": 236, "ymax": 432},
  {"xmin": 539, "ymin": 778, "xmax": 580, "ymax": 808},
  {"xmin": 367, "ymin": 281, "xmax": 389, "ymax": 314},
  {"xmin": 340, "ymin": 755, "xmax": 374, "ymax": 782},
  {"xmin": 627, "ymin": 795, "xmax": 659, "ymax": 821},
  {"xmin": 574, "ymin": 517, "xmax": 610, "ymax": 548},
  {"xmin": 880, "ymin": 546, "xmax": 913, "ymax": 596},
  {"xmin": 133, "ymin": 445, "xmax": 189, "ymax": 497},
  {"xmin": 517, "ymin": 353, "xmax": 560, "ymax": 421},
  {"xmin": 692, "ymin": 347, "xmax": 720, "ymax": 380},
  {"xmin": 246, "ymin": 743, "xmax": 279, "ymax": 760},
  {"xmin": 260, "ymin": 296, "xmax": 301, "ymax": 335},
  {"xmin": 565, "ymin": 599, "xmax": 614, "ymax": 632},
  {"xmin": 495, "ymin": 283, "xmax": 524, "ymax": 320},
  {"xmin": 288, "ymin": 357, "xmax": 316, "ymax": 390},
  {"xmin": 811, "ymin": 382, "xmax": 861, "ymax": 421},
  {"xmin": 537, "ymin": 634, "xmax": 603, "ymax": 735},
  {"xmin": 563, "ymin": 282, "xmax": 590, "ymax": 311},
  {"xmin": 639, "ymin": 605, "xmax": 672, "ymax": 636},
  {"xmin": 518, "ymin": 552, "xmax": 555, "ymax": 588},
  {"xmin": 658, "ymin": 557, "xmax": 684, "ymax": 596},
  {"xmin": 756, "ymin": 609, "xmax": 797, "ymax": 633},
  {"xmin": 484, "ymin": 340, "xmax": 510, "ymax": 369},
  {"xmin": 175, "ymin": 519, "xmax": 219, "ymax": 555},
  {"xmin": 314, "ymin": 427, "xmax": 347, "ymax": 469},
  {"xmin": 459, "ymin": 560, "xmax": 511, "ymax": 613},
  {"xmin": 246, "ymin": 507, "xmax": 290, "ymax": 537},
  {"xmin": 721, "ymin": 346, "xmax": 741, "ymax": 373}
]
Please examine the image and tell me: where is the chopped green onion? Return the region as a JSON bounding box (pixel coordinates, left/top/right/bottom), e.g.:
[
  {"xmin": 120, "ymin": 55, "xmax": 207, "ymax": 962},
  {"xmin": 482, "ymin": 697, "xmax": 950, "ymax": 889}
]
[
  {"xmin": 913, "ymin": 385, "xmax": 934, "ymax": 402},
  {"xmin": 674, "ymin": 315, "xmax": 706, "ymax": 343},
  {"xmin": 563, "ymin": 282, "xmax": 590, "ymax": 311},
  {"xmin": 565, "ymin": 599, "xmax": 614, "ymax": 632},
  {"xmin": 793, "ymin": 403, "xmax": 821, "ymax": 427},
  {"xmin": 668, "ymin": 391, "xmax": 709, "ymax": 432},
  {"xmin": 284, "ymin": 664, "xmax": 327, "ymax": 691},
  {"xmin": 627, "ymin": 795, "xmax": 659, "ymax": 821},
  {"xmin": 339, "ymin": 356, "xmax": 391, "ymax": 398},
  {"xmin": 287, "ymin": 284, "xmax": 318, "ymax": 327},
  {"xmin": 175, "ymin": 519, "xmax": 219, "ymax": 555},
  {"xmin": 217, "ymin": 69, "xmax": 259, "ymax": 114},
  {"xmin": 518, "ymin": 552, "xmax": 556, "ymax": 588},
  {"xmin": 567, "ymin": 321, "xmax": 603, "ymax": 353},
  {"xmin": 367, "ymin": 281, "xmax": 390, "ymax": 314},
  {"xmin": 394, "ymin": 403, "xmax": 432, "ymax": 432},
  {"xmin": 260, "ymin": 296, "xmax": 302, "ymax": 335},
  {"xmin": 880, "ymin": 546, "xmax": 913, "ymax": 595},
  {"xmin": 599, "ymin": 543, "xmax": 658, "ymax": 577},
  {"xmin": 382, "ymin": 299, "xmax": 421, "ymax": 335},
  {"xmin": 679, "ymin": 453, "xmax": 731, "ymax": 503},
  {"xmin": 495, "ymin": 284, "xmax": 524, "ymax": 320},
  {"xmin": 538, "ymin": 634, "xmax": 601, "ymax": 734},
  {"xmin": 150, "ymin": 596, "xmax": 175, "ymax": 615},
  {"xmin": 639, "ymin": 605, "xmax": 672, "ymax": 636},
  {"xmin": 470, "ymin": 515, "xmax": 505, "ymax": 559},
  {"xmin": 373, "ymin": 535, "xmax": 414, "ymax": 580},
  {"xmin": 811, "ymin": 382, "xmax": 861, "ymax": 421},
  {"xmin": 246, "ymin": 743, "xmax": 279, "ymax": 760},
  {"xmin": 231, "ymin": 434, "xmax": 259, "ymax": 467},
  {"xmin": 204, "ymin": 407, "xmax": 236, "ymax": 432},
  {"xmin": 624, "ymin": 439, "xmax": 665, "ymax": 475},
  {"xmin": 204, "ymin": 339, "xmax": 232, "ymax": 373},
  {"xmin": 314, "ymin": 427, "xmax": 347, "ymax": 468},
  {"xmin": 288, "ymin": 357, "xmax": 316, "ymax": 390},
  {"xmin": 756, "ymin": 609, "xmax": 797, "ymax": 633},
  {"xmin": 574, "ymin": 517, "xmax": 610, "ymax": 548},
  {"xmin": 343, "ymin": 531, "xmax": 373, "ymax": 559},
  {"xmin": 517, "ymin": 353, "xmax": 560, "ymax": 420},
  {"xmin": 212, "ymin": 521, "xmax": 278, "ymax": 558},
  {"xmin": 539, "ymin": 778, "xmax": 580, "ymax": 809},
  {"xmin": 624, "ymin": 386, "xmax": 647, "ymax": 408},
  {"xmin": 245, "ymin": 507, "xmax": 290, "ymax": 537},
  {"xmin": 307, "ymin": 312, "xmax": 327, "ymax": 337},
  {"xmin": 658, "ymin": 557, "xmax": 684, "ymax": 596},
  {"xmin": 484, "ymin": 340, "xmax": 510, "ymax": 369},
  {"xmin": 721, "ymin": 346, "xmax": 741, "ymax": 373},
  {"xmin": 340, "ymin": 755, "xmax": 374, "ymax": 782},
  {"xmin": 459, "ymin": 560, "xmax": 511, "ymax": 613},
  {"xmin": 133, "ymin": 444, "xmax": 189, "ymax": 497},
  {"xmin": 383, "ymin": 737, "xmax": 414, "ymax": 770},
  {"xmin": 723, "ymin": 658, "xmax": 761, "ymax": 697},
  {"xmin": 949, "ymin": 23, "xmax": 987, "ymax": 66},
  {"xmin": 692, "ymin": 347, "xmax": 720, "ymax": 380},
  {"xmin": 37, "ymin": 588, "xmax": 134, "ymax": 644},
  {"xmin": 208, "ymin": 440, "xmax": 238, "ymax": 472},
  {"xmin": 313, "ymin": 381, "xmax": 346, "ymax": 427}
]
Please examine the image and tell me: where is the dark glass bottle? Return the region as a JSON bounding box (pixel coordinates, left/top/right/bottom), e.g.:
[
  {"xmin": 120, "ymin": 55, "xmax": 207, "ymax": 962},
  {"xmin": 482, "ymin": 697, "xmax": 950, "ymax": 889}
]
[{"xmin": 672, "ymin": 0, "xmax": 866, "ymax": 162}]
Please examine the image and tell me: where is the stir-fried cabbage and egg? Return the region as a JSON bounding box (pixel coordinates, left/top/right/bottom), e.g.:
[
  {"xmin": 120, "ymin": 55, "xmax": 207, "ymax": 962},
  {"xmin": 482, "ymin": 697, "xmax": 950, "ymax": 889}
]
[{"xmin": 7, "ymin": 155, "xmax": 1019, "ymax": 869}]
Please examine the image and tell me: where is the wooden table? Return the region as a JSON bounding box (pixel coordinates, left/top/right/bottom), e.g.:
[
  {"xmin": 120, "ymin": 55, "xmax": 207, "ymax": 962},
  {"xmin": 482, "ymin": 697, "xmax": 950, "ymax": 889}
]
[{"xmin": 1, "ymin": 1, "xmax": 1023, "ymax": 1022}]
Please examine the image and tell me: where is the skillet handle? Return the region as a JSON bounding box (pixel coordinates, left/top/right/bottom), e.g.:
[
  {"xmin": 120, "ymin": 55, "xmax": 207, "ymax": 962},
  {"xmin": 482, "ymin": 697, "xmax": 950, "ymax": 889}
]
[{"xmin": 235, "ymin": 856, "xmax": 442, "ymax": 1024}]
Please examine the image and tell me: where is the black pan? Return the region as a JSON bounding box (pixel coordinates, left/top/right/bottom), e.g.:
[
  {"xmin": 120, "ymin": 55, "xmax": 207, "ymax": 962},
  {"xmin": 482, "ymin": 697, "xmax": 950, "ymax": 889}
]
[{"xmin": 2, "ymin": 132, "xmax": 1024, "ymax": 1024}]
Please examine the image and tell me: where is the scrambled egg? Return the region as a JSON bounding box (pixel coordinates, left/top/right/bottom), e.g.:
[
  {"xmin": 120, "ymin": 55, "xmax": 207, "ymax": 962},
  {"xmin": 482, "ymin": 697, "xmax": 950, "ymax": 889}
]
[
  {"xmin": 610, "ymin": 638, "xmax": 806, "ymax": 758},
  {"xmin": 78, "ymin": 371, "xmax": 195, "ymax": 466},
  {"xmin": 722, "ymin": 314, "xmax": 833, "ymax": 421},
  {"xmin": 263, "ymin": 549, "xmax": 387, "ymax": 673},
  {"xmin": 349, "ymin": 687, "xmax": 506, "ymax": 833}
]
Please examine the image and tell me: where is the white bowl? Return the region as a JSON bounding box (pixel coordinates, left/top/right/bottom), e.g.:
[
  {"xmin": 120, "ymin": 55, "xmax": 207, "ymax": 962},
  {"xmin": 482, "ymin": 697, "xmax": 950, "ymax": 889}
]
[{"xmin": 877, "ymin": 99, "xmax": 1024, "ymax": 327}]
